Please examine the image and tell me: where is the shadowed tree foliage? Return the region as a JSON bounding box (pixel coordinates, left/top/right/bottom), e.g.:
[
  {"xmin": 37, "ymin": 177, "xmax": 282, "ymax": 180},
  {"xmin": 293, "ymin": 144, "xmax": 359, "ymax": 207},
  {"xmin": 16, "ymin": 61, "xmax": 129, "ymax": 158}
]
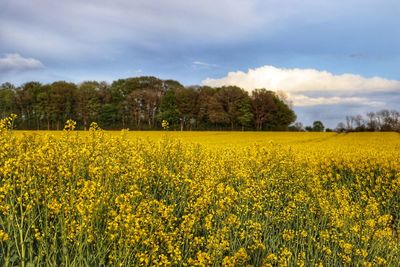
[
  {"xmin": 251, "ymin": 89, "xmax": 277, "ymax": 130},
  {"xmin": 238, "ymin": 96, "xmax": 254, "ymax": 130},
  {"xmin": 77, "ymin": 81, "xmax": 101, "ymax": 130},
  {"xmin": 50, "ymin": 81, "xmax": 77, "ymax": 130},
  {"xmin": 312, "ymin": 121, "xmax": 325, "ymax": 132},
  {"xmin": 34, "ymin": 84, "xmax": 52, "ymax": 130},
  {"xmin": 214, "ymin": 86, "xmax": 250, "ymax": 130},
  {"xmin": 159, "ymin": 89, "xmax": 180, "ymax": 128},
  {"xmin": 0, "ymin": 83, "xmax": 17, "ymax": 119},
  {"xmin": 197, "ymin": 86, "xmax": 217, "ymax": 129},
  {"xmin": 267, "ymin": 94, "xmax": 297, "ymax": 130},
  {"xmin": 0, "ymin": 77, "xmax": 297, "ymax": 131},
  {"xmin": 305, "ymin": 121, "xmax": 325, "ymax": 132},
  {"xmin": 208, "ymin": 93, "xmax": 230, "ymax": 127},
  {"xmin": 175, "ymin": 87, "xmax": 199, "ymax": 131}
]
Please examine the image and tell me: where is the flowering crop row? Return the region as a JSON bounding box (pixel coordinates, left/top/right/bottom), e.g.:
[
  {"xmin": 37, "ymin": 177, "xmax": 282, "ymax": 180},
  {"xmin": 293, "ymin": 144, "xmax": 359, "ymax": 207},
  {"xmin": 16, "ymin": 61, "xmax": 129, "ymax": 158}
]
[{"xmin": 0, "ymin": 116, "xmax": 399, "ymax": 266}]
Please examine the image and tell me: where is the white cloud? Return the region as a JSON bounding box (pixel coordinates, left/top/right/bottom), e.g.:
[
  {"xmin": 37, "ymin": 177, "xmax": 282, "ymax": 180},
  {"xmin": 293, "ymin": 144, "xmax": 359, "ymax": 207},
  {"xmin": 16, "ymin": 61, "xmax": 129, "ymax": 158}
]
[
  {"xmin": 290, "ymin": 94, "xmax": 384, "ymax": 107},
  {"xmin": 192, "ymin": 61, "xmax": 217, "ymax": 69},
  {"xmin": 202, "ymin": 65, "xmax": 400, "ymax": 107},
  {"xmin": 203, "ymin": 65, "xmax": 400, "ymax": 93},
  {"xmin": 0, "ymin": 53, "xmax": 44, "ymax": 72}
]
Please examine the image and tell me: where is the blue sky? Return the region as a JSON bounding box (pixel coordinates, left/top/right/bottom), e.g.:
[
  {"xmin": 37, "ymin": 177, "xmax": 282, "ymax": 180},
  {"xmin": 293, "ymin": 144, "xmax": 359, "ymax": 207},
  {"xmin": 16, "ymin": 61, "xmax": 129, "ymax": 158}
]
[{"xmin": 0, "ymin": 0, "xmax": 399, "ymax": 127}]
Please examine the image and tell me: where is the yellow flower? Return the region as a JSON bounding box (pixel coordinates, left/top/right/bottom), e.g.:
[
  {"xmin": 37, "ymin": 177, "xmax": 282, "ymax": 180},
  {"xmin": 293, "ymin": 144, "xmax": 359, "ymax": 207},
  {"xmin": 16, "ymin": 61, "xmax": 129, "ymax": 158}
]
[{"xmin": 0, "ymin": 229, "xmax": 9, "ymax": 241}]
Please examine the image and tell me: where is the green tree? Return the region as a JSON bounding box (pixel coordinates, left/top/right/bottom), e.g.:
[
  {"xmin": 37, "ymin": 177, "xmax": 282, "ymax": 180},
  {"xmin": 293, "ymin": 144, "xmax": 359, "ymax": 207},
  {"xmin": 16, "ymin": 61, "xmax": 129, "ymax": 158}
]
[
  {"xmin": 50, "ymin": 81, "xmax": 77, "ymax": 130},
  {"xmin": 208, "ymin": 94, "xmax": 230, "ymax": 127},
  {"xmin": 113, "ymin": 76, "xmax": 167, "ymax": 129},
  {"xmin": 251, "ymin": 89, "xmax": 277, "ymax": 130},
  {"xmin": 175, "ymin": 87, "xmax": 199, "ymax": 130},
  {"xmin": 196, "ymin": 86, "xmax": 217, "ymax": 129},
  {"xmin": 99, "ymin": 104, "xmax": 119, "ymax": 128},
  {"xmin": 15, "ymin": 82, "xmax": 44, "ymax": 129},
  {"xmin": 312, "ymin": 121, "xmax": 325, "ymax": 132},
  {"xmin": 77, "ymin": 81, "xmax": 101, "ymax": 130},
  {"xmin": 268, "ymin": 95, "xmax": 296, "ymax": 130},
  {"xmin": 0, "ymin": 77, "xmax": 301, "ymax": 131},
  {"xmin": 36, "ymin": 85, "xmax": 54, "ymax": 130},
  {"xmin": 0, "ymin": 83, "xmax": 17, "ymax": 119},
  {"xmin": 159, "ymin": 89, "xmax": 180, "ymax": 128},
  {"xmin": 215, "ymin": 86, "xmax": 249, "ymax": 130},
  {"xmin": 237, "ymin": 97, "xmax": 253, "ymax": 130}
]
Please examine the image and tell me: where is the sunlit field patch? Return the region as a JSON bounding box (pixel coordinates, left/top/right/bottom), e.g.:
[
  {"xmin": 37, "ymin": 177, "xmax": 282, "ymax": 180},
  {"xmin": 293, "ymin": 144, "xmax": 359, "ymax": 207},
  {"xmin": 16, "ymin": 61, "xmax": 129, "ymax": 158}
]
[
  {"xmin": 13, "ymin": 129, "xmax": 399, "ymax": 148},
  {"xmin": 1, "ymin": 117, "xmax": 400, "ymax": 266}
]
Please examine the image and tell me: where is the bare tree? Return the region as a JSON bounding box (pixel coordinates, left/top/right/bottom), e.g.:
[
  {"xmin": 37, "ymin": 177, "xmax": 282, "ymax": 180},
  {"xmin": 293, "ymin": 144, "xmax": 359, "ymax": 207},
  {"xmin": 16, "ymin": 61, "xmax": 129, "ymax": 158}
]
[
  {"xmin": 336, "ymin": 122, "xmax": 346, "ymax": 132},
  {"xmin": 366, "ymin": 112, "xmax": 377, "ymax": 131},
  {"xmin": 346, "ymin": 116, "xmax": 353, "ymax": 131}
]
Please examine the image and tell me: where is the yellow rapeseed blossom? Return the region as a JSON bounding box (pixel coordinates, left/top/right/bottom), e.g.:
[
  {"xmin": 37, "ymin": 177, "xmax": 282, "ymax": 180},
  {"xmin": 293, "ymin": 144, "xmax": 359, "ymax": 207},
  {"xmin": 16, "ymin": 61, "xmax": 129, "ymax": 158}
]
[
  {"xmin": 0, "ymin": 115, "xmax": 399, "ymax": 265},
  {"xmin": 0, "ymin": 229, "xmax": 9, "ymax": 241}
]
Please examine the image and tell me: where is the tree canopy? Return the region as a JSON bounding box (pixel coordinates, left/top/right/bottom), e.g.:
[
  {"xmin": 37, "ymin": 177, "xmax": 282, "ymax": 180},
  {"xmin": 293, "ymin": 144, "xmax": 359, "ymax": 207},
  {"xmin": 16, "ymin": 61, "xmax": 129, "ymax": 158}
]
[{"xmin": 0, "ymin": 77, "xmax": 296, "ymax": 131}]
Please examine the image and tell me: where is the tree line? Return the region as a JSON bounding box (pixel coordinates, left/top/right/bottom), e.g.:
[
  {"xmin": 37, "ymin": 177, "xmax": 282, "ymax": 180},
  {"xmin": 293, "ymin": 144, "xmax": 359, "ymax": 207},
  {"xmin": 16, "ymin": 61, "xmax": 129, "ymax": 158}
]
[
  {"xmin": 335, "ymin": 109, "xmax": 400, "ymax": 132},
  {"xmin": 0, "ymin": 76, "xmax": 296, "ymax": 131}
]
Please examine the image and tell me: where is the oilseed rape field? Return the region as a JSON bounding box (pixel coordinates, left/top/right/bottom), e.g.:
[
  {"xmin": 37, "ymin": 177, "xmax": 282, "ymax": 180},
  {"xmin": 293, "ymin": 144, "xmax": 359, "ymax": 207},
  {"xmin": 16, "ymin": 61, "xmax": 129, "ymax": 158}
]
[{"xmin": 1, "ymin": 116, "xmax": 400, "ymax": 266}]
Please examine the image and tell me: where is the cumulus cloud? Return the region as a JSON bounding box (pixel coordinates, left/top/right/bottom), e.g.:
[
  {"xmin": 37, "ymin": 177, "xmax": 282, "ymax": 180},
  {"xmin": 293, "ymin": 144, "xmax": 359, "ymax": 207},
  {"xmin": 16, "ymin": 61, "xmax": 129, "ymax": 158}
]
[
  {"xmin": 0, "ymin": 53, "xmax": 44, "ymax": 72},
  {"xmin": 290, "ymin": 94, "xmax": 384, "ymax": 107},
  {"xmin": 203, "ymin": 65, "xmax": 400, "ymax": 93},
  {"xmin": 202, "ymin": 65, "xmax": 400, "ymax": 107}
]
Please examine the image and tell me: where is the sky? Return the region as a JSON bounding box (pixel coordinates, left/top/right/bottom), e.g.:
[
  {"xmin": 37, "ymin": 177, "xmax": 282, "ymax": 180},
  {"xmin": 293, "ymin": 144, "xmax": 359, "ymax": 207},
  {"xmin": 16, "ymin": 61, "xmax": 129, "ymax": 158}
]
[{"xmin": 0, "ymin": 0, "xmax": 399, "ymax": 128}]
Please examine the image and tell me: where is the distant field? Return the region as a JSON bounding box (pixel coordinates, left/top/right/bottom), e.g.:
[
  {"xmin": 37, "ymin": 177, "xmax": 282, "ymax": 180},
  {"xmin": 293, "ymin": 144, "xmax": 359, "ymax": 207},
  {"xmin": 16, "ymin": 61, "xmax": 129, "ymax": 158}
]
[
  {"xmin": 2, "ymin": 126, "xmax": 400, "ymax": 265},
  {"xmin": 13, "ymin": 130, "xmax": 400, "ymax": 149}
]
